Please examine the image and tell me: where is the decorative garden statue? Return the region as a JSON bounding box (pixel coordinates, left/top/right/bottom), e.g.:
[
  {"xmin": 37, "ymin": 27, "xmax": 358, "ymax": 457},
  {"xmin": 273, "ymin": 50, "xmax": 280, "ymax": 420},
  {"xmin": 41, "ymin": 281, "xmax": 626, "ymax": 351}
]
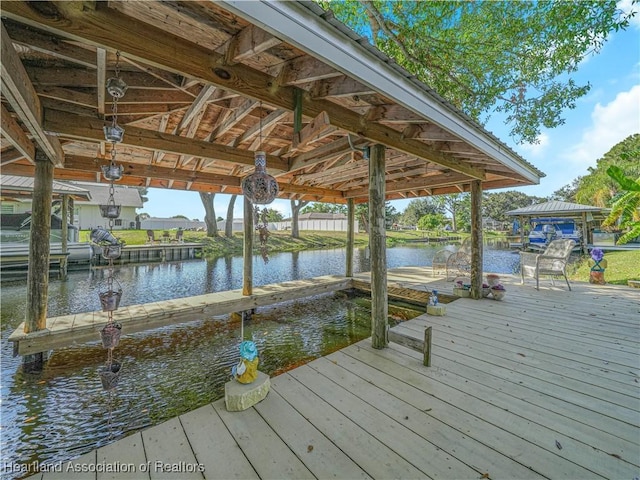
[
  {"xmin": 429, "ymin": 290, "xmax": 439, "ymax": 306},
  {"xmin": 232, "ymin": 340, "xmax": 259, "ymax": 384},
  {"xmin": 589, "ymin": 248, "xmax": 607, "ymax": 285}
]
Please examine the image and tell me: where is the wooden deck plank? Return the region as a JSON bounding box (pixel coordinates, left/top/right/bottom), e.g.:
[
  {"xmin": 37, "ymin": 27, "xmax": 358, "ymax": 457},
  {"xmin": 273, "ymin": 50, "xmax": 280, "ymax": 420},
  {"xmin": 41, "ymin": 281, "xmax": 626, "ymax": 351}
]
[
  {"xmin": 307, "ymin": 355, "xmax": 544, "ymax": 479},
  {"xmin": 253, "ymin": 388, "xmax": 371, "ymax": 479},
  {"xmin": 40, "ymin": 451, "xmax": 97, "ymax": 480},
  {"xmin": 212, "ymin": 398, "xmax": 315, "ymax": 480},
  {"xmin": 287, "ymin": 364, "xmax": 480, "ymax": 479},
  {"xmin": 386, "ymin": 342, "xmax": 640, "ymax": 462},
  {"xmin": 342, "ymin": 341, "xmax": 630, "ymax": 479},
  {"xmin": 180, "ymin": 402, "xmax": 258, "ymax": 480},
  {"xmin": 396, "ymin": 321, "xmax": 640, "ymax": 419},
  {"xmin": 140, "ymin": 417, "xmax": 203, "ymax": 480},
  {"xmin": 96, "ymin": 432, "xmax": 148, "ymax": 480},
  {"xmin": 271, "ymin": 372, "xmax": 426, "ymax": 479},
  {"xmin": 393, "ymin": 321, "xmax": 640, "ymax": 442},
  {"xmin": 401, "ymin": 316, "xmax": 640, "ymax": 400}
]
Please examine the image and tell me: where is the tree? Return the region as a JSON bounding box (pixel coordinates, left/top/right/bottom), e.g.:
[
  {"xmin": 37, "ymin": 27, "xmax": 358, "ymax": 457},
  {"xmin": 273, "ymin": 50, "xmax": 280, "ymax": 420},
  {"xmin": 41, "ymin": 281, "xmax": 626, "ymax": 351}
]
[
  {"xmin": 224, "ymin": 194, "xmax": 237, "ymax": 238},
  {"xmin": 417, "ymin": 213, "xmax": 447, "ymax": 231},
  {"xmin": 433, "ymin": 194, "xmax": 467, "ymax": 231},
  {"xmin": 550, "ymin": 178, "xmax": 581, "ymax": 203},
  {"xmin": 602, "ymin": 165, "xmax": 640, "ymax": 245},
  {"xmin": 483, "ymin": 191, "xmax": 545, "ymax": 223},
  {"xmin": 575, "ymin": 134, "xmax": 640, "ymax": 207},
  {"xmin": 171, "ymin": 215, "xmax": 189, "ymax": 219},
  {"xmin": 301, "ymin": 202, "xmax": 347, "ymax": 215},
  {"xmin": 317, "ymin": 1, "xmax": 633, "ymax": 144},
  {"xmin": 199, "ymin": 192, "xmax": 218, "ymax": 237},
  {"xmin": 264, "ymin": 208, "xmax": 284, "ymax": 222},
  {"xmin": 290, "ymin": 199, "xmax": 309, "ymax": 238},
  {"xmin": 400, "ymin": 198, "xmax": 442, "ymax": 226}
]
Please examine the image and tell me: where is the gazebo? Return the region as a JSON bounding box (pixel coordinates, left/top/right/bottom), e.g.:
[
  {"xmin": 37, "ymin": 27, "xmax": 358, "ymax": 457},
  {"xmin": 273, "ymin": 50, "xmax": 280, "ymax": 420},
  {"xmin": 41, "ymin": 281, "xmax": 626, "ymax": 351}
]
[
  {"xmin": 506, "ymin": 200, "xmax": 610, "ymax": 252},
  {"xmin": 0, "ymin": 1, "xmax": 544, "ymax": 367}
]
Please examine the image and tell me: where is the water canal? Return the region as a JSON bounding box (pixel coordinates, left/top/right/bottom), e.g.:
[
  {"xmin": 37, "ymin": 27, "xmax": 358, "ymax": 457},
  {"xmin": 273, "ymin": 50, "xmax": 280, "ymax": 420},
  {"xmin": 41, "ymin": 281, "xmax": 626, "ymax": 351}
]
[{"xmin": 1, "ymin": 243, "xmax": 520, "ymax": 478}]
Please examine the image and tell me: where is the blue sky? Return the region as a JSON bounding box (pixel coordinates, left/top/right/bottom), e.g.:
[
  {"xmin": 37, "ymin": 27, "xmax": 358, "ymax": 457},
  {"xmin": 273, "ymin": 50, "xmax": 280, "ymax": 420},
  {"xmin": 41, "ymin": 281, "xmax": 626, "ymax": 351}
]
[{"xmin": 144, "ymin": 3, "xmax": 640, "ymax": 221}]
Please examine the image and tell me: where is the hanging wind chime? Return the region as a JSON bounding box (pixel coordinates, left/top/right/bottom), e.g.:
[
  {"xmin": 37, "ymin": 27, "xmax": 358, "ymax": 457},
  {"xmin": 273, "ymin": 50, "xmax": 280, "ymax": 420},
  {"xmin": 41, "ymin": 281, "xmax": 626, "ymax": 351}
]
[
  {"xmin": 241, "ymin": 102, "xmax": 278, "ymax": 263},
  {"xmin": 90, "ymin": 51, "xmax": 127, "ymax": 397}
]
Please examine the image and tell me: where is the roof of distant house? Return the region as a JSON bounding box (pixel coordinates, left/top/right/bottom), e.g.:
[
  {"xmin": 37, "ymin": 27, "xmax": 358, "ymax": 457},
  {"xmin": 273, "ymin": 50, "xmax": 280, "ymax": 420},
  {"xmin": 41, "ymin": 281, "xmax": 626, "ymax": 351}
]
[
  {"xmin": 0, "ymin": 175, "xmax": 91, "ymax": 200},
  {"xmin": 69, "ymin": 182, "xmax": 143, "ymax": 208}
]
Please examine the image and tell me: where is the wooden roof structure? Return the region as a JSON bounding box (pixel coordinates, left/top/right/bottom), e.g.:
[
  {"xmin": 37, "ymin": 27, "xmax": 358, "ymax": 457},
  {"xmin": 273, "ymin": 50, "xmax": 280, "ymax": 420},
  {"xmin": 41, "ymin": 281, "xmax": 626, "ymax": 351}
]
[{"xmin": 1, "ymin": 1, "xmax": 544, "ymax": 205}]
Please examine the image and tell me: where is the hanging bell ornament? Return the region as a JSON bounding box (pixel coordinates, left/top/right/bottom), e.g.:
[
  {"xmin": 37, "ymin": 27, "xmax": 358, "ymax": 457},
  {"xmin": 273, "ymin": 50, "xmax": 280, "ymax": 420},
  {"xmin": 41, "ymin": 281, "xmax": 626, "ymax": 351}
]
[
  {"xmin": 241, "ymin": 151, "xmax": 279, "ymax": 205},
  {"xmin": 104, "ymin": 124, "xmax": 125, "ymax": 143},
  {"xmin": 106, "ymin": 77, "xmax": 128, "ymax": 99},
  {"xmin": 101, "ymin": 163, "xmax": 124, "ymax": 181}
]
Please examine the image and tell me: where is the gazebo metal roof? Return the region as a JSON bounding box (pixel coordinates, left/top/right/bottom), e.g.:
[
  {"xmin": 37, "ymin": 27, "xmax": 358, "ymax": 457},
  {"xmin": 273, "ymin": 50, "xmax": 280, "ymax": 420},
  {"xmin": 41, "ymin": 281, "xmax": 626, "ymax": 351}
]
[{"xmin": 506, "ymin": 201, "xmax": 608, "ymax": 217}]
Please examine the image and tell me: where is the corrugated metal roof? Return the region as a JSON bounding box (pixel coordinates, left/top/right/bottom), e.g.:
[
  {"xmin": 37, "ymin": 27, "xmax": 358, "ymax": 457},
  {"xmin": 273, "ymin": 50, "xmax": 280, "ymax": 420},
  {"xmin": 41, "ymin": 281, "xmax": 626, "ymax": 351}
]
[
  {"xmin": 506, "ymin": 201, "xmax": 607, "ymax": 216},
  {"xmin": 69, "ymin": 182, "xmax": 143, "ymax": 208},
  {"xmin": 0, "ymin": 175, "xmax": 91, "ymax": 199}
]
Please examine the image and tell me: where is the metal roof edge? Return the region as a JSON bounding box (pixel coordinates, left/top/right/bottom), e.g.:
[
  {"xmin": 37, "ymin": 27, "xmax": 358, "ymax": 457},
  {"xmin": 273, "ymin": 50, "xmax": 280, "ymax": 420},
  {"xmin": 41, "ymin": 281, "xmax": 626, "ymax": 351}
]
[{"xmin": 219, "ymin": 0, "xmax": 544, "ymax": 184}]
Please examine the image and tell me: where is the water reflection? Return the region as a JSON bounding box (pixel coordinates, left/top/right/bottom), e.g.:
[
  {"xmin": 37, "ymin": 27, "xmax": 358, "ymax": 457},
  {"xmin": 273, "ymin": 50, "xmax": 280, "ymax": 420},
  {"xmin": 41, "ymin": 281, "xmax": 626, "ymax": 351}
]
[{"xmin": 1, "ymin": 243, "xmax": 519, "ymax": 479}]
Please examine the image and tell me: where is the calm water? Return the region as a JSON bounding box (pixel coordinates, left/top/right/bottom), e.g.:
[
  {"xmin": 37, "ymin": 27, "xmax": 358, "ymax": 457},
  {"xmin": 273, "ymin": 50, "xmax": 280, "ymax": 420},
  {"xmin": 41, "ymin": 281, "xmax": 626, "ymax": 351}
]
[{"xmin": 0, "ymin": 243, "xmax": 519, "ymax": 479}]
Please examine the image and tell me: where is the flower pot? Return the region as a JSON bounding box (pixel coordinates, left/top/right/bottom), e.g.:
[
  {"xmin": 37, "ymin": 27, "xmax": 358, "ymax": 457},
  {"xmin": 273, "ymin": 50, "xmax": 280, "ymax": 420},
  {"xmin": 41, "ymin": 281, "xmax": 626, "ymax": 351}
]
[
  {"xmin": 100, "ymin": 322, "xmax": 122, "ymax": 349},
  {"xmin": 99, "ymin": 289, "xmax": 122, "ymax": 311},
  {"xmin": 491, "ymin": 289, "xmax": 506, "ymax": 300},
  {"xmin": 453, "ymin": 287, "xmax": 470, "ymax": 298},
  {"xmin": 482, "ymin": 287, "xmax": 491, "ymax": 298},
  {"xmin": 99, "ymin": 361, "xmax": 122, "ymax": 390},
  {"xmin": 101, "ymin": 244, "xmax": 122, "ymax": 260}
]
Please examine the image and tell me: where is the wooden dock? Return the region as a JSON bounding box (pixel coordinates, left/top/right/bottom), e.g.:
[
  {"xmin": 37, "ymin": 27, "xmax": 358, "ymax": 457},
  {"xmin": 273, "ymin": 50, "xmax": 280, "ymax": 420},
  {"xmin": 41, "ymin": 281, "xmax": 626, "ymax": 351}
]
[
  {"xmin": 91, "ymin": 242, "xmax": 204, "ymax": 265},
  {"xmin": 9, "ymin": 275, "xmax": 352, "ymax": 356},
  {"xmin": 22, "ymin": 269, "xmax": 639, "ymax": 479}
]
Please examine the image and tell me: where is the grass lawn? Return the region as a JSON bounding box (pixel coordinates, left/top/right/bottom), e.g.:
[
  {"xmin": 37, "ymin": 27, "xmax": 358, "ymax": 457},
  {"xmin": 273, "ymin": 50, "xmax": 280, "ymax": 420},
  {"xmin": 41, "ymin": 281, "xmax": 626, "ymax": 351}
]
[{"xmin": 569, "ymin": 249, "xmax": 640, "ymax": 285}]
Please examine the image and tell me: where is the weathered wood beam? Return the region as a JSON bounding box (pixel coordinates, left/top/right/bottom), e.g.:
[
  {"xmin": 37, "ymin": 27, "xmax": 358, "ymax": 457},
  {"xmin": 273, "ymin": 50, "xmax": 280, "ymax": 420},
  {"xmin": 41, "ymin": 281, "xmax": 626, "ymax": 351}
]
[
  {"xmin": 25, "ymin": 66, "xmax": 178, "ymax": 89},
  {"xmin": 107, "ymin": 89, "xmax": 196, "ymax": 104},
  {"xmin": 235, "ymin": 108, "xmax": 288, "ymax": 146},
  {"xmin": 369, "ymin": 144, "xmax": 388, "ymax": 349},
  {"xmin": 1, "ymin": 21, "xmax": 64, "ymax": 167},
  {"xmin": 346, "ymin": 198, "xmax": 355, "ymax": 277},
  {"xmin": 292, "ymin": 111, "xmax": 336, "ymax": 150},
  {"xmin": 3, "ymin": 19, "xmax": 96, "ymax": 68},
  {"xmin": 275, "ymin": 55, "xmax": 343, "ymax": 85},
  {"xmin": 0, "ymin": 104, "xmax": 35, "ymax": 162},
  {"xmin": 345, "ymin": 172, "xmax": 470, "ymax": 198},
  {"xmin": 209, "ymin": 98, "xmax": 257, "ymax": 139},
  {"xmin": 366, "ymin": 105, "xmax": 424, "ymax": 123},
  {"xmin": 35, "ymin": 86, "xmax": 97, "ymax": 109},
  {"xmin": 178, "ymin": 84, "xmax": 216, "ymax": 130},
  {"xmin": 288, "ymin": 136, "xmax": 366, "ymax": 173},
  {"xmin": 43, "ymin": 109, "xmax": 289, "ymax": 171},
  {"xmin": 223, "ymin": 24, "xmax": 281, "ymax": 65},
  {"xmin": 470, "ymin": 180, "xmax": 483, "ymax": 299},
  {"xmin": 311, "ymin": 76, "xmax": 376, "ymax": 99},
  {"xmin": 96, "ymin": 48, "xmax": 106, "ymax": 116},
  {"xmin": 0, "ymin": 148, "xmax": 27, "ymax": 165},
  {"xmin": 1, "ymin": 2, "xmax": 484, "ymax": 179}
]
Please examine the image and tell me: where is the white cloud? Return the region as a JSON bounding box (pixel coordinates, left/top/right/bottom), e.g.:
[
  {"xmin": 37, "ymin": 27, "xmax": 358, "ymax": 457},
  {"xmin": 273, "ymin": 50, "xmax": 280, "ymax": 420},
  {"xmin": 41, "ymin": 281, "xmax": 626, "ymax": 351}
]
[
  {"xmin": 563, "ymin": 84, "xmax": 640, "ymax": 167},
  {"xmin": 519, "ymin": 132, "xmax": 550, "ymax": 157},
  {"xmin": 617, "ymin": 0, "xmax": 640, "ymax": 29}
]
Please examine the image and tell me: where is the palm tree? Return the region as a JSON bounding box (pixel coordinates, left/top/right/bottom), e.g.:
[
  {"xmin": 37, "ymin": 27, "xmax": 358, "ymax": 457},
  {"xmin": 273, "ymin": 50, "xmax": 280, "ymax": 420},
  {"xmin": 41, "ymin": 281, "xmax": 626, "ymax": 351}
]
[{"xmin": 602, "ymin": 166, "xmax": 640, "ymax": 245}]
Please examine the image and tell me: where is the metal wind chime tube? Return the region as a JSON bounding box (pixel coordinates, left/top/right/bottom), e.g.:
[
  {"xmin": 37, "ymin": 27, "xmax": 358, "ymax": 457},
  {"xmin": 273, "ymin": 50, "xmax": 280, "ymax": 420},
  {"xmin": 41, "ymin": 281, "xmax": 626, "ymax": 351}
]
[{"xmin": 93, "ymin": 51, "xmax": 127, "ymax": 393}]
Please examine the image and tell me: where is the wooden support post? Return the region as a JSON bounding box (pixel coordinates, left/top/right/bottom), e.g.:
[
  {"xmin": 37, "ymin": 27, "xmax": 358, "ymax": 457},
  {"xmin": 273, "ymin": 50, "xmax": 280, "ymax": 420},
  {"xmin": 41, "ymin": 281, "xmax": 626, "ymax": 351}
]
[
  {"xmin": 242, "ymin": 196, "xmax": 253, "ymax": 296},
  {"xmin": 369, "ymin": 144, "xmax": 388, "ymax": 349},
  {"xmin": 24, "ymin": 149, "xmax": 54, "ymax": 370},
  {"xmin": 424, "ymin": 326, "xmax": 432, "ymax": 367},
  {"xmin": 470, "ymin": 180, "xmax": 483, "ymax": 299},
  {"xmin": 60, "ymin": 194, "xmax": 69, "ymax": 280},
  {"xmin": 346, "ymin": 198, "xmax": 355, "ymax": 277},
  {"xmin": 519, "ymin": 215, "xmax": 525, "ymax": 248},
  {"xmin": 581, "ymin": 212, "xmax": 589, "ymax": 254}
]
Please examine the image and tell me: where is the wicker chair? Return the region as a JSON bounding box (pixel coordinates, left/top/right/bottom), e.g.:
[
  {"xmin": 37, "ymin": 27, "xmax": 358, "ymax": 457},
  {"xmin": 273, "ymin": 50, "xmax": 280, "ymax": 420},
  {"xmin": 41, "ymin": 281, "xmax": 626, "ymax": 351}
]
[
  {"xmin": 443, "ymin": 238, "xmax": 472, "ymax": 280},
  {"xmin": 432, "ymin": 249, "xmax": 453, "ymax": 276},
  {"xmin": 519, "ymin": 239, "xmax": 576, "ymax": 291}
]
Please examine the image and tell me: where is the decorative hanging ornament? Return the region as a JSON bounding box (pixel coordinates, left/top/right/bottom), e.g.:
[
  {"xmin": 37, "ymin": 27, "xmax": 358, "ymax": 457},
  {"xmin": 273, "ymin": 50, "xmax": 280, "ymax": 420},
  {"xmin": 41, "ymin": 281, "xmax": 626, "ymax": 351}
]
[{"xmin": 241, "ymin": 151, "xmax": 279, "ymax": 205}]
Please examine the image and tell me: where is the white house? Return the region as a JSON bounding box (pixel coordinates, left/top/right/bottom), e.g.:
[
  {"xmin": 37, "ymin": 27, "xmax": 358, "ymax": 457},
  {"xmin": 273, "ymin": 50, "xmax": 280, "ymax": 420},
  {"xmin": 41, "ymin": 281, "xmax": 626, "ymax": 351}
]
[{"xmin": 142, "ymin": 217, "xmax": 206, "ymax": 230}]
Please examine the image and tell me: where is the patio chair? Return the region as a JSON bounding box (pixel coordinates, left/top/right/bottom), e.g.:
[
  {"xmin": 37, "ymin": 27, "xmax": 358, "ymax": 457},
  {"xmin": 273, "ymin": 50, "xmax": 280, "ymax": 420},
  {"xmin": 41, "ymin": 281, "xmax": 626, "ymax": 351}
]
[
  {"xmin": 444, "ymin": 238, "xmax": 472, "ymax": 280},
  {"xmin": 146, "ymin": 230, "xmax": 158, "ymax": 244},
  {"xmin": 162, "ymin": 231, "xmax": 171, "ymax": 243},
  {"xmin": 519, "ymin": 239, "xmax": 576, "ymax": 291},
  {"xmin": 432, "ymin": 248, "xmax": 452, "ymax": 276},
  {"xmin": 171, "ymin": 229, "xmax": 184, "ymax": 244}
]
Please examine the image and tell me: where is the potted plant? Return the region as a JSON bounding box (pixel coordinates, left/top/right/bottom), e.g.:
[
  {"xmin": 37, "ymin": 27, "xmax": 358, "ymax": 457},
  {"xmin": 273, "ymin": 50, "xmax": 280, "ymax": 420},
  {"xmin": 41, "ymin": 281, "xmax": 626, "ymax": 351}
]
[
  {"xmin": 490, "ymin": 283, "xmax": 506, "ymax": 300},
  {"xmin": 588, "ymin": 248, "xmax": 607, "ymax": 285},
  {"xmin": 482, "ymin": 283, "xmax": 491, "ymax": 297}
]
